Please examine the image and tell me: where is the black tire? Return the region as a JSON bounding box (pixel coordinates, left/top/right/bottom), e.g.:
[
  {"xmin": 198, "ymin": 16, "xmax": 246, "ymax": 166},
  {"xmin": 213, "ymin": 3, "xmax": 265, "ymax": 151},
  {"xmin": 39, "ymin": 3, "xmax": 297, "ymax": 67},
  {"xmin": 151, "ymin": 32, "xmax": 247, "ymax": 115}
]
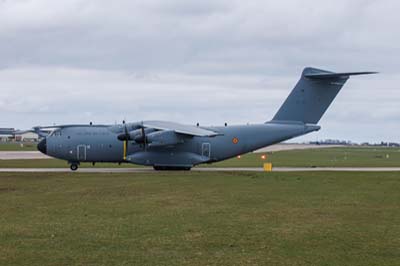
[{"xmin": 70, "ymin": 164, "xmax": 78, "ymax": 171}]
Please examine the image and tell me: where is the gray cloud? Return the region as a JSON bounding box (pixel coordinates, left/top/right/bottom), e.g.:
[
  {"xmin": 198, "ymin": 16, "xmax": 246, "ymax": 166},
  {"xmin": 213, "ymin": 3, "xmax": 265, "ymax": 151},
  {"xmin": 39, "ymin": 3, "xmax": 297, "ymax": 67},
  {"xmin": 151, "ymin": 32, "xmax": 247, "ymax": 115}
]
[{"xmin": 0, "ymin": 0, "xmax": 399, "ymax": 142}]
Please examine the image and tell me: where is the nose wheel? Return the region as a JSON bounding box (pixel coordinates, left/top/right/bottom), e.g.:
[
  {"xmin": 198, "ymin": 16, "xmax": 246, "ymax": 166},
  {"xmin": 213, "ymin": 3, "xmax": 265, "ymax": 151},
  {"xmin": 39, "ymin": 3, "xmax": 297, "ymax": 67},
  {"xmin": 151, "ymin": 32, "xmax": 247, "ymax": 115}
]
[{"xmin": 70, "ymin": 163, "xmax": 79, "ymax": 171}]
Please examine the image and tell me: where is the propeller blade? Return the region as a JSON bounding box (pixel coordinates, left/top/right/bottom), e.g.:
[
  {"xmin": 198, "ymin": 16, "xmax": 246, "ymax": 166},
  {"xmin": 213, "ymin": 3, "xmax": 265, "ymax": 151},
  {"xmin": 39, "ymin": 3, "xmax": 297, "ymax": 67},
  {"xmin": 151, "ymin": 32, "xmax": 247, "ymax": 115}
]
[
  {"xmin": 122, "ymin": 120, "xmax": 129, "ymax": 160},
  {"xmin": 141, "ymin": 127, "xmax": 147, "ymax": 151},
  {"xmin": 32, "ymin": 127, "xmax": 50, "ymax": 137},
  {"xmin": 124, "ymin": 121, "xmax": 129, "ymax": 138}
]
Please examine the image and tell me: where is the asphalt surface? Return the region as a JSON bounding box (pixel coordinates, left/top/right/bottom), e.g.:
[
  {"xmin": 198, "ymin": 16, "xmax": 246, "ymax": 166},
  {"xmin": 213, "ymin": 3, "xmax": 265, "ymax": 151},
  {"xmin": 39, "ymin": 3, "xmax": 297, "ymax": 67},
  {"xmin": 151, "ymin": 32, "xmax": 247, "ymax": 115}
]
[
  {"xmin": 255, "ymin": 144, "xmax": 343, "ymax": 153},
  {"xmin": 0, "ymin": 167, "xmax": 399, "ymax": 173},
  {"xmin": 0, "ymin": 151, "xmax": 50, "ymax": 160}
]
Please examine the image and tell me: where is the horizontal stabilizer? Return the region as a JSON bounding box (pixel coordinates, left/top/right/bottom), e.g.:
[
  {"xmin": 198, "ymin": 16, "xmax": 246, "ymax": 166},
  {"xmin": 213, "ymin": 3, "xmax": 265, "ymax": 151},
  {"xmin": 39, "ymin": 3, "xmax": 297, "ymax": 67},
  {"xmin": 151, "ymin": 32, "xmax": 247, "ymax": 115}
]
[{"xmin": 305, "ymin": 71, "xmax": 377, "ymax": 79}]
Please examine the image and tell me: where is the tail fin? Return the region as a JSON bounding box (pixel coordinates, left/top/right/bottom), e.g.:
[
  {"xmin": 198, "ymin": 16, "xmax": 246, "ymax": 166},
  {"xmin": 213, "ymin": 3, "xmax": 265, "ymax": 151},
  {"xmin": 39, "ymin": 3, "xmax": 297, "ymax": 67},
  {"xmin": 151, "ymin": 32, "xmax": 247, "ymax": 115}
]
[{"xmin": 271, "ymin": 67, "xmax": 377, "ymax": 124}]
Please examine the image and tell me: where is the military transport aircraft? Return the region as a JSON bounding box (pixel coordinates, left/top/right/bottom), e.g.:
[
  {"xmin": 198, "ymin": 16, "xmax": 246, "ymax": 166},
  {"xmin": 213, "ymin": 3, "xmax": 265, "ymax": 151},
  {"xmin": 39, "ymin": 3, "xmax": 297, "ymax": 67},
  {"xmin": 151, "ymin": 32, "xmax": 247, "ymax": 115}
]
[{"xmin": 35, "ymin": 67, "xmax": 376, "ymax": 171}]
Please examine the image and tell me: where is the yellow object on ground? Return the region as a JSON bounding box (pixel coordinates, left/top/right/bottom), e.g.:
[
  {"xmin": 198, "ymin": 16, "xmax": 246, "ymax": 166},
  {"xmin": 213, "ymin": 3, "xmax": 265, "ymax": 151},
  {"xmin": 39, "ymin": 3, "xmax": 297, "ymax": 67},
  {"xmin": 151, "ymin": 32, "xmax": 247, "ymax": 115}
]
[{"xmin": 263, "ymin": 163, "xmax": 273, "ymax": 172}]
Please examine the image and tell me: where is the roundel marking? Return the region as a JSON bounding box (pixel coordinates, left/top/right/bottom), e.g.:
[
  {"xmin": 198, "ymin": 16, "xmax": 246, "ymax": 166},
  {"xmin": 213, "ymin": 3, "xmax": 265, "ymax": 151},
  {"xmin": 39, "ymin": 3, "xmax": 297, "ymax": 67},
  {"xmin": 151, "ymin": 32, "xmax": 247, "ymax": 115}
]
[{"xmin": 232, "ymin": 137, "xmax": 239, "ymax": 144}]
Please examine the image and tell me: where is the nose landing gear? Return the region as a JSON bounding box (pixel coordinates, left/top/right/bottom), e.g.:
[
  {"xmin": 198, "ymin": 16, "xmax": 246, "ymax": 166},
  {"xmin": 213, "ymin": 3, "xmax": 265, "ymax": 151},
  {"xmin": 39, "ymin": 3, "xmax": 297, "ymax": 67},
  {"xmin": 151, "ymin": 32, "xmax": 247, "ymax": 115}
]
[{"xmin": 69, "ymin": 162, "xmax": 79, "ymax": 171}]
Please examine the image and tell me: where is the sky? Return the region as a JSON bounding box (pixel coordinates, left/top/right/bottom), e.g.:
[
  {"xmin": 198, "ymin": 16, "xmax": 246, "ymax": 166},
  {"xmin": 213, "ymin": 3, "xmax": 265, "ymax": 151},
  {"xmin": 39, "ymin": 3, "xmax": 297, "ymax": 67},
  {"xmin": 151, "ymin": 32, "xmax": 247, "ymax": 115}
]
[{"xmin": 0, "ymin": 0, "xmax": 399, "ymax": 143}]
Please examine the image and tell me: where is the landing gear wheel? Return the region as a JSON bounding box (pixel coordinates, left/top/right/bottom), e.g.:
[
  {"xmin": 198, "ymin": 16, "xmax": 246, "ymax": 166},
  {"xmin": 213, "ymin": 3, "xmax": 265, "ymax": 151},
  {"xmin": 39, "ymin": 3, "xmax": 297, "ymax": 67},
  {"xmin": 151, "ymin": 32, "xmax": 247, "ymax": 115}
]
[{"xmin": 70, "ymin": 164, "xmax": 78, "ymax": 171}]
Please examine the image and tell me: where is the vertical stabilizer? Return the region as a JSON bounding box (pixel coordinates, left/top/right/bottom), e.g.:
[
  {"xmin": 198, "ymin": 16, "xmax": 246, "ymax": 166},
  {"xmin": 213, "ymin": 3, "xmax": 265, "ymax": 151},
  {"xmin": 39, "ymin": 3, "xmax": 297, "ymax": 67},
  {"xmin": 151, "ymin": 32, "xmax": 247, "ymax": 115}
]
[{"xmin": 271, "ymin": 67, "xmax": 376, "ymax": 124}]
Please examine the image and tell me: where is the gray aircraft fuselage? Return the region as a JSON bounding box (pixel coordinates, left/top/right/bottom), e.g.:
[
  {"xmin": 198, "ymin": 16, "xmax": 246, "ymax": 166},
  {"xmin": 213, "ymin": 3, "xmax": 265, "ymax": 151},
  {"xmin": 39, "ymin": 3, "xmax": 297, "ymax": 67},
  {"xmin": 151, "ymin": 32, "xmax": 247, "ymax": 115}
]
[
  {"xmin": 40, "ymin": 122, "xmax": 319, "ymax": 168},
  {"xmin": 36, "ymin": 67, "xmax": 376, "ymax": 170}
]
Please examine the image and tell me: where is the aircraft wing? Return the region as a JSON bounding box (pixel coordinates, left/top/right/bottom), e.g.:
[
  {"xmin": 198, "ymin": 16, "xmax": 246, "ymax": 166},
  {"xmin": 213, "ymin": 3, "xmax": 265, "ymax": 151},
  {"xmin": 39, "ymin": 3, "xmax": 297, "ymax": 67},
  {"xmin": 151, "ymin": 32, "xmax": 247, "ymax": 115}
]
[
  {"xmin": 36, "ymin": 124, "xmax": 109, "ymax": 129},
  {"xmin": 143, "ymin": 120, "xmax": 220, "ymax": 137}
]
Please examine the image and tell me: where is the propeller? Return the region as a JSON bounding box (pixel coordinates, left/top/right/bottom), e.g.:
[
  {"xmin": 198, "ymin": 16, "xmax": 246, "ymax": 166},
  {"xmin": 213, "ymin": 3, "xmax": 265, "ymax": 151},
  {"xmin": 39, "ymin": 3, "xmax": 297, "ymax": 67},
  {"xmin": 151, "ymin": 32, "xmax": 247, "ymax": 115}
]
[
  {"xmin": 116, "ymin": 121, "xmax": 151, "ymax": 152},
  {"xmin": 117, "ymin": 120, "xmax": 130, "ymax": 141},
  {"xmin": 132, "ymin": 122, "xmax": 149, "ymax": 151}
]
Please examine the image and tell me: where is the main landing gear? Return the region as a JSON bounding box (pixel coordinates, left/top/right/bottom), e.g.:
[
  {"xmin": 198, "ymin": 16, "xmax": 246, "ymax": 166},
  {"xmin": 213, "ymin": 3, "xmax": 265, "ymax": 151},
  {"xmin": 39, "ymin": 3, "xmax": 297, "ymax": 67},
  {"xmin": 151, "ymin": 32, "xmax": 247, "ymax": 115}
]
[{"xmin": 153, "ymin": 166, "xmax": 192, "ymax": 171}]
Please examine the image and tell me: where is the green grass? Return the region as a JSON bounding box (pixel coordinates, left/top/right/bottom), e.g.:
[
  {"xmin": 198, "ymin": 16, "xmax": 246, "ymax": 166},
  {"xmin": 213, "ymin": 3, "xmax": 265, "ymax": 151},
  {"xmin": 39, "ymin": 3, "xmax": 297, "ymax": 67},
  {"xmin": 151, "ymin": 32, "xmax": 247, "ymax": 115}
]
[
  {"xmin": 0, "ymin": 143, "xmax": 38, "ymax": 151},
  {"xmin": 0, "ymin": 147, "xmax": 399, "ymax": 168},
  {"xmin": 211, "ymin": 147, "xmax": 400, "ymax": 167},
  {"xmin": 0, "ymin": 171, "xmax": 399, "ymax": 265},
  {"xmin": 212, "ymin": 147, "xmax": 400, "ymax": 167}
]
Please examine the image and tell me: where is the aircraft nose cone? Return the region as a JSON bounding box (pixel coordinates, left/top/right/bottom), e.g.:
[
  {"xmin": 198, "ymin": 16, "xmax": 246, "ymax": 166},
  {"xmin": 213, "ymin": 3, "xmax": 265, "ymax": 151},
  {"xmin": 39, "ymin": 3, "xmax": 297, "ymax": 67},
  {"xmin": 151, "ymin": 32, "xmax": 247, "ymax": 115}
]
[{"xmin": 37, "ymin": 138, "xmax": 47, "ymax": 154}]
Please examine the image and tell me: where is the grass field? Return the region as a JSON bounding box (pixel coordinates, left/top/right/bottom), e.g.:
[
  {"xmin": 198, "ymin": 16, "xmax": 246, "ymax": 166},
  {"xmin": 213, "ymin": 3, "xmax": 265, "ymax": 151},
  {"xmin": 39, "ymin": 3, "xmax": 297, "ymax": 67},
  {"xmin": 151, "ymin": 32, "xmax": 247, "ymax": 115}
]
[
  {"xmin": 213, "ymin": 147, "xmax": 400, "ymax": 167},
  {"xmin": 0, "ymin": 147, "xmax": 399, "ymax": 168},
  {"xmin": 1, "ymin": 171, "xmax": 400, "ymax": 265}
]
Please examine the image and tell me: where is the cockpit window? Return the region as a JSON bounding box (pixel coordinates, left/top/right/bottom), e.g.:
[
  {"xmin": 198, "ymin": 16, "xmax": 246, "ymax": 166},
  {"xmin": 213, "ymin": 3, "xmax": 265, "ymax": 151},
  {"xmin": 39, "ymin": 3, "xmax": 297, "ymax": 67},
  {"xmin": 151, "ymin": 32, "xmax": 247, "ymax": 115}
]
[{"xmin": 49, "ymin": 129, "xmax": 62, "ymax": 137}]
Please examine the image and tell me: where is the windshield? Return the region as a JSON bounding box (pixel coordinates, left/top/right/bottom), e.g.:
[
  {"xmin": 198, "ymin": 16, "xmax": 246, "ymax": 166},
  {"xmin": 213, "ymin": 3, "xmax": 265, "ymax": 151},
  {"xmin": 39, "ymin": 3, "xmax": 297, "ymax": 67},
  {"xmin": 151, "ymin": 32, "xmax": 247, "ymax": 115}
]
[{"xmin": 49, "ymin": 129, "xmax": 61, "ymax": 137}]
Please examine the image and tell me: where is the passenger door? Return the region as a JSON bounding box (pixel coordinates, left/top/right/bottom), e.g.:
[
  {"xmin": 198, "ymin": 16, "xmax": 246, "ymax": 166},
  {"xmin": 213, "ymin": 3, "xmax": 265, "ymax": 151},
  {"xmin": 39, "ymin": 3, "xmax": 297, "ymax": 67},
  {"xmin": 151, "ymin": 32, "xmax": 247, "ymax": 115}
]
[
  {"xmin": 77, "ymin": 145, "xmax": 86, "ymax": 161},
  {"xmin": 201, "ymin": 143, "xmax": 211, "ymax": 158}
]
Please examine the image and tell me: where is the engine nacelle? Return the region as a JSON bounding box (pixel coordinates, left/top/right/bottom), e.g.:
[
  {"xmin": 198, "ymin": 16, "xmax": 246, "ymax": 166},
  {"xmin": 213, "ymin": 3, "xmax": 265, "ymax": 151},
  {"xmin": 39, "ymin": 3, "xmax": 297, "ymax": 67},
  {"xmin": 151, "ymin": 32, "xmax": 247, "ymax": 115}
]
[
  {"xmin": 117, "ymin": 128, "xmax": 156, "ymax": 142},
  {"xmin": 131, "ymin": 128, "xmax": 157, "ymax": 143},
  {"xmin": 146, "ymin": 130, "xmax": 181, "ymax": 147}
]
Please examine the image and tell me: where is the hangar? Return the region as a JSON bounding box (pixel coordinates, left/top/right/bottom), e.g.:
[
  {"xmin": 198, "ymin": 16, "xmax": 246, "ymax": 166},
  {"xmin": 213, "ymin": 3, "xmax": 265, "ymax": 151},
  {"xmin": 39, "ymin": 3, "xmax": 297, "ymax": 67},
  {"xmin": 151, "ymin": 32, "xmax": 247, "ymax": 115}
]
[
  {"xmin": 0, "ymin": 128, "xmax": 14, "ymax": 142},
  {"xmin": 0, "ymin": 128, "xmax": 39, "ymax": 142}
]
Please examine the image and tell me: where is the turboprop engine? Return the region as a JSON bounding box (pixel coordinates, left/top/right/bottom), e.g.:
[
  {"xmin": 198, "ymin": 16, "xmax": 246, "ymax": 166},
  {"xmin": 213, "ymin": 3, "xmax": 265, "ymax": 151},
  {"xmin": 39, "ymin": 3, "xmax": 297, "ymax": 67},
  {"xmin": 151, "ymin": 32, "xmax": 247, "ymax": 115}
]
[
  {"xmin": 146, "ymin": 130, "xmax": 181, "ymax": 147},
  {"xmin": 117, "ymin": 128, "xmax": 156, "ymax": 142}
]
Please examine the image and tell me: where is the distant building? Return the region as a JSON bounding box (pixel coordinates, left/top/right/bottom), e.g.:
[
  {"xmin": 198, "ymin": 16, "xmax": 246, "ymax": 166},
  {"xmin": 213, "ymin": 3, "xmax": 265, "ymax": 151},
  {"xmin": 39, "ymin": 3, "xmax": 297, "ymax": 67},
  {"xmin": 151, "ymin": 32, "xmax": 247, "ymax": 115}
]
[
  {"xmin": 0, "ymin": 128, "xmax": 40, "ymax": 142},
  {"xmin": 0, "ymin": 128, "xmax": 15, "ymax": 142},
  {"xmin": 389, "ymin": 142, "xmax": 400, "ymax": 147},
  {"xmin": 14, "ymin": 132, "xmax": 39, "ymax": 142},
  {"xmin": 309, "ymin": 139, "xmax": 352, "ymax": 145}
]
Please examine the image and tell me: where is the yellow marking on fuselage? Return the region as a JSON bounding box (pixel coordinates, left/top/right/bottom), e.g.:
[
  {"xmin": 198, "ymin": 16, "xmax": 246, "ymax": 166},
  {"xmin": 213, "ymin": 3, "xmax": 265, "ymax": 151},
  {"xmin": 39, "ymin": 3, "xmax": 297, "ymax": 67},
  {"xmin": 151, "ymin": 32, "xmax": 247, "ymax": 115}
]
[{"xmin": 123, "ymin": 140, "xmax": 127, "ymax": 160}]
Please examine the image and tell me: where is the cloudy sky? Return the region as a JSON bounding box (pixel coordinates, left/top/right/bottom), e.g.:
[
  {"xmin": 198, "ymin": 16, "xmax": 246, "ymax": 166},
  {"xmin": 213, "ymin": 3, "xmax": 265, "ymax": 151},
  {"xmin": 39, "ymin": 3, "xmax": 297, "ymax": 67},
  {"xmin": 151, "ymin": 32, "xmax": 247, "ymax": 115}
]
[{"xmin": 0, "ymin": 0, "xmax": 399, "ymax": 142}]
